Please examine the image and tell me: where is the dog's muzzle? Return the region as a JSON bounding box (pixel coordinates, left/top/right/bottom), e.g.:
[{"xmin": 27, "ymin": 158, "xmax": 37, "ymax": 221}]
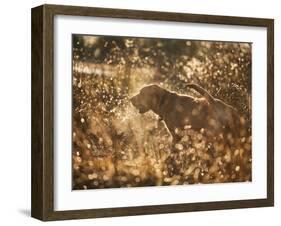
[{"xmin": 130, "ymin": 95, "xmax": 148, "ymax": 114}]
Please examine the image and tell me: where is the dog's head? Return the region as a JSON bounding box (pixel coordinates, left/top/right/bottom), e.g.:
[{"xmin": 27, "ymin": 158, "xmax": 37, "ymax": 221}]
[{"xmin": 130, "ymin": 84, "xmax": 167, "ymax": 114}]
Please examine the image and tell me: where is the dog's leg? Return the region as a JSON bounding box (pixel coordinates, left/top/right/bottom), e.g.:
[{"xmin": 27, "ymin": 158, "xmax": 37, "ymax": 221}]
[{"xmin": 166, "ymin": 127, "xmax": 180, "ymax": 144}]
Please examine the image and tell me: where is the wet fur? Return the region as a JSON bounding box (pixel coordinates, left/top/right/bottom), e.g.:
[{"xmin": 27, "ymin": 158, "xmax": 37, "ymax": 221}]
[{"xmin": 130, "ymin": 84, "xmax": 241, "ymax": 142}]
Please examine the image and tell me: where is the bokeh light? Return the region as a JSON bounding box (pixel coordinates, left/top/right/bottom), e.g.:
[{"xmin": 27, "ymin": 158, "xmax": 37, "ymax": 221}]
[{"xmin": 72, "ymin": 35, "xmax": 251, "ymax": 190}]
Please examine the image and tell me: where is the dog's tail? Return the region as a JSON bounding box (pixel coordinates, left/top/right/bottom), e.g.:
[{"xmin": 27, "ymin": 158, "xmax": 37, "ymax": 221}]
[{"xmin": 187, "ymin": 83, "xmax": 215, "ymax": 104}]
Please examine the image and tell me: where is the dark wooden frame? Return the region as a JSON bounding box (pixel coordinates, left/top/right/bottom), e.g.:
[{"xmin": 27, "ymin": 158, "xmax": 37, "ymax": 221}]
[{"xmin": 31, "ymin": 4, "xmax": 274, "ymax": 221}]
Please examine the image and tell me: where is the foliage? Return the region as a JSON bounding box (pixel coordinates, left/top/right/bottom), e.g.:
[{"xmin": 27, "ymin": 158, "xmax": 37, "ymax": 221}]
[{"xmin": 72, "ymin": 35, "xmax": 251, "ymax": 189}]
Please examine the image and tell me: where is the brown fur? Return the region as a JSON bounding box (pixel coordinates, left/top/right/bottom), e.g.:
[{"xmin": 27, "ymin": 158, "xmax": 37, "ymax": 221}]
[{"xmin": 130, "ymin": 84, "xmax": 242, "ymax": 142}]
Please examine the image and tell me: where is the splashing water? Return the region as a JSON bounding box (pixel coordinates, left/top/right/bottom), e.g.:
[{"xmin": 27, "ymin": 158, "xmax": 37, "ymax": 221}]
[{"xmin": 72, "ymin": 36, "xmax": 252, "ymax": 190}]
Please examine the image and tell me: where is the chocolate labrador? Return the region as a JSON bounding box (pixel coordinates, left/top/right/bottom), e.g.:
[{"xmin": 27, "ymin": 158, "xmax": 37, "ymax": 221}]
[{"xmin": 130, "ymin": 84, "xmax": 242, "ymax": 142}]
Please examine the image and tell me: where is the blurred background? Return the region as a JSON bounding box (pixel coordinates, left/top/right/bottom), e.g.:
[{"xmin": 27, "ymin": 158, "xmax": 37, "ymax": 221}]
[{"xmin": 72, "ymin": 35, "xmax": 252, "ymax": 190}]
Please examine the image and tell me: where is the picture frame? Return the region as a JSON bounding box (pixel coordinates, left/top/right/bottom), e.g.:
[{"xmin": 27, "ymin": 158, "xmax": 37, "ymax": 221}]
[{"xmin": 31, "ymin": 4, "xmax": 274, "ymax": 221}]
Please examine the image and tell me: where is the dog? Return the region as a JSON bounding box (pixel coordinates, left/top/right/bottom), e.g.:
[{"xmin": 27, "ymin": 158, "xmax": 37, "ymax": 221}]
[{"xmin": 130, "ymin": 84, "xmax": 242, "ymax": 143}]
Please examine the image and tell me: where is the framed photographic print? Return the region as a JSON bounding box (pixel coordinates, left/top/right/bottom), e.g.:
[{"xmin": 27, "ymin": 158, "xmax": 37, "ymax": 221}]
[{"xmin": 31, "ymin": 4, "xmax": 274, "ymax": 221}]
